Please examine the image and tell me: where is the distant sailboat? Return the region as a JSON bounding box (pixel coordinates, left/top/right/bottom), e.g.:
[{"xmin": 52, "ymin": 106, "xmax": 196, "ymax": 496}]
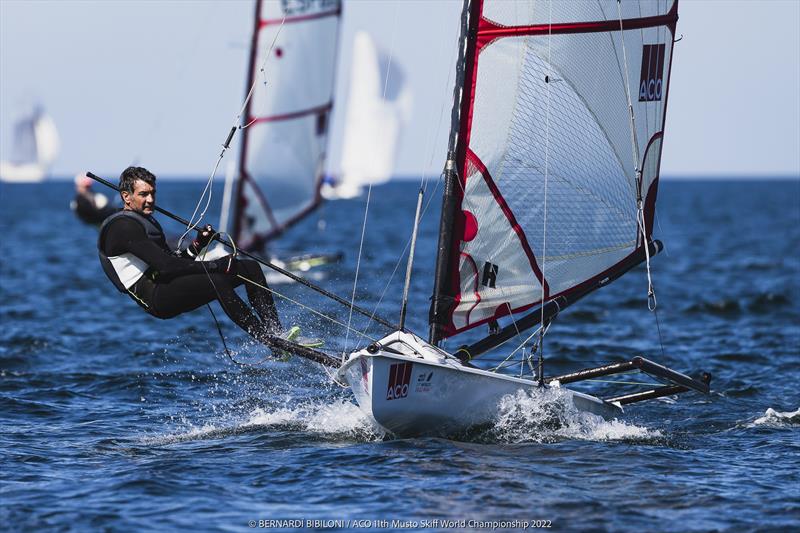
[
  {"xmin": 221, "ymin": 0, "xmax": 341, "ymax": 253},
  {"xmin": 0, "ymin": 106, "xmax": 59, "ymax": 183},
  {"xmin": 322, "ymin": 30, "xmax": 411, "ymax": 200}
]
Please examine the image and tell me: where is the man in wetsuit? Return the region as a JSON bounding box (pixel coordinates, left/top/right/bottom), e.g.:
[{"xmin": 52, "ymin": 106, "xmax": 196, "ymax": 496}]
[
  {"xmin": 97, "ymin": 166, "xmax": 287, "ymax": 347},
  {"xmin": 72, "ymin": 172, "xmax": 117, "ymax": 225}
]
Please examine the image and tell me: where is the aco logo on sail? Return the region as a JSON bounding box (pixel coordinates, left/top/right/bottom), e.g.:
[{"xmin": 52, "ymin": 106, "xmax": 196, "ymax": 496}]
[
  {"xmin": 386, "ymin": 362, "xmax": 413, "ymax": 400},
  {"xmin": 639, "ymin": 44, "xmax": 665, "ymax": 102}
]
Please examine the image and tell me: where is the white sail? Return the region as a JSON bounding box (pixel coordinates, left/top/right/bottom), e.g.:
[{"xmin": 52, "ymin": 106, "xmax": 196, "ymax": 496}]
[
  {"xmin": 335, "ymin": 0, "xmax": 710, "ymax": 438},
  {"xmin": 0, "ymin": 107, "xmax": 60, "ymax": 183},
  {"xmin": 432, "ymin": 0, "xmax": 677, "ymax": 338},
  {"xmin": 228, "ymin": 0, "xmax": 341, "ymax": 250},
  {"xmin": 325, "ymin": 31, "xmax": 411, "ymax": 199}
]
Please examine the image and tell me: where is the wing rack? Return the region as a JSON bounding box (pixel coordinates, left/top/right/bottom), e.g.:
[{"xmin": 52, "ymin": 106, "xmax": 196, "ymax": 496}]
[{"xmin": 546, "ymin": 356, "xmax": 711, "ymax": 405}]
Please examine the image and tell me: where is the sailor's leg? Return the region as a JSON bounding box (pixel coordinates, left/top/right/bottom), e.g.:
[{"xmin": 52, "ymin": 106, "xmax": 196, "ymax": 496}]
[
  {"xmin": 150, "ymin": 272, "xmax": 267, "ymax": 342},
  {"xmin": 235, "ymin": 259, "xmax": 282, "ymax": 333}
]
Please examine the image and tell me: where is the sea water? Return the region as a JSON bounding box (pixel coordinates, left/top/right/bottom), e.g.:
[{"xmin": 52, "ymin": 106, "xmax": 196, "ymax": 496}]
[{"xmin": 1, "ymin": 179, "xmax": 798, "ymax": 531}]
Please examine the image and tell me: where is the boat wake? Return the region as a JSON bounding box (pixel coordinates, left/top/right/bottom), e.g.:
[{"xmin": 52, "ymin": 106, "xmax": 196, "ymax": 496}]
[
  {"xmin": 241, "ymin": 399, "xmax": 384, "ymax": 438},
  {"xmin": 749, "ymin": 407, "xmax": 800, "ymax": 428},
  {"xmin": 484, "ymin": 386, "xmax": 661, "ymax": 444},
  {"xmin": 140, "ymin": 399, "xmax": 384, "ymax": 446}
]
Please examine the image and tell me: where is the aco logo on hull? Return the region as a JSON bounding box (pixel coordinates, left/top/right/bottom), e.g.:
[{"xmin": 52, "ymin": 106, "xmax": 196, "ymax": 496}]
[{"xmin": 386, "ymin": 362, "xmax": 413, "ymax": 400}]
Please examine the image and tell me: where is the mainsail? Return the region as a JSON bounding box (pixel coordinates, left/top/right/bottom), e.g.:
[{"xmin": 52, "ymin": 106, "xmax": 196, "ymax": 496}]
[
  {"xmin": 430, "ymin": 0, "xmax": 678, "ymax": 342},
  {"xmin": 229, "ymin": 0, "xmax": 341, "ymax": 251},
  {"xmin": 330, "ymin": 30, "xmax": 411, "ymax": 199}
]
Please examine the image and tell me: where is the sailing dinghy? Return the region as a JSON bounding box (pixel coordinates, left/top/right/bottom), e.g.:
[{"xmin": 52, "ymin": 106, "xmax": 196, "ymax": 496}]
[
  {"xmin": 0, "ymin": 106, "xmax": 59, "ymax": 183},
  {"xmin": 328, "ymin": 0, "xmax": 711, "ymax": 437}
]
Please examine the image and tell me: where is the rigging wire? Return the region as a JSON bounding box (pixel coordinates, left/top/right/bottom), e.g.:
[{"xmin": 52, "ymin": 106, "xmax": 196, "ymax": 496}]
[
  {"xmin": 615, "ymin": 0, "xmax": 656, "ymax": 311},
  {"xmin": 344, "ymin": 3, "xmax": 401, "ymax": 355},
  {"xmin": 235, "ymin": 273, "xmax": 379, "ymax": 344},
  {"xmin": 357, "ymin": 25, "xmax": 459, "ymax": 343},
  {"xmin": 616, "ymin": 0, "xmax": 668, "ymax": 360},
  {"xmin": 537, "ymin": 0, "xmax": 554, "ymax": 386},
  {"xmin": 176, "ymin": 15, "xmax": 287, "ymax": 251},
  {"xmin": 343, "ymin": 185, "xmax": 372, "ymax": 356}
]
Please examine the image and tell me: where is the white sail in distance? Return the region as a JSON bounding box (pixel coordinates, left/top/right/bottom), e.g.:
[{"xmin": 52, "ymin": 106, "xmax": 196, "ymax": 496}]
[
  {"xmin": 325, "ymin": 30, "xmax": 411, "ymax": 200},
  {"xmin": 0, "ymin": 106, "xmax": 60, "ymax": 183}
]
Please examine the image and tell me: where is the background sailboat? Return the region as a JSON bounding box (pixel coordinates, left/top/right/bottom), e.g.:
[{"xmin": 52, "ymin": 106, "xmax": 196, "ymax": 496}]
[
  {"xmin": 220, "ymin": 0, "xmax": 341, "ymax": 253},
  {"xmin": 322, "ymin": 30, "xmax": 412, "ymax": 200},
  {"xmin": 0, "ymin": 106, "xmax": 59, "ymax": 183}
]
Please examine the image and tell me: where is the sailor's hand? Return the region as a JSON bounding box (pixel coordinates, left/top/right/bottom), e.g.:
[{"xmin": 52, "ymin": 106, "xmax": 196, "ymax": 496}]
[
  {"xmin": 194, "ymin": 224, "xmax": 215, "ymax": 248},
  {"xmin": 187, "ymin": 224, "xmax": 215, "ymax": 256}
]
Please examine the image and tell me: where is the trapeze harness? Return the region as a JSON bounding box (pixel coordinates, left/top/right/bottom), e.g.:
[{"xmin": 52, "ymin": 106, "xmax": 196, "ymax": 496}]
[{"xmin": 97, "ymin": 210, "xmax": 280, "ymax": 338}]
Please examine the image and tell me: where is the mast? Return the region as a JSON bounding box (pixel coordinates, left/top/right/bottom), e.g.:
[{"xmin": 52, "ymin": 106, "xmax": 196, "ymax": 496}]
[
  {"xmin": 429, "ymin": 0, "xmax": 480, "ymax": 345},
  {"xmin": 231, "ymin": 0, "xmax": 262, "ymax": 245}
]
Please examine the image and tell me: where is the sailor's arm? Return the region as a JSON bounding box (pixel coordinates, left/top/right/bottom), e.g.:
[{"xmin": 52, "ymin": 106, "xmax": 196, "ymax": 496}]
[{"xmin": 103, "ymin": 218, "xmax": 217, "ymax": 278}]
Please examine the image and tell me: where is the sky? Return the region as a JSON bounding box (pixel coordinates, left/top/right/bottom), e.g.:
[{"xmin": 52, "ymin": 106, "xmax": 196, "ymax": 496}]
[{"xmin": 1, "ymin": 0, "xmax": 798, "ymax": 179}]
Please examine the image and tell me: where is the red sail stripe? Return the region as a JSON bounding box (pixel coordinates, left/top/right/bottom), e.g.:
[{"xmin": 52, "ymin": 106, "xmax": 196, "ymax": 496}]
[
  {"xmin": 249, "ymin": 102, "xmax": 332, "ymax": 125},
  {"xmin": 476, "ymin": 2, "xmax": 678, "ymax": 49},
  {"xmin": 466, "ymin": 149, "xmax": 549, "ymax": 294},
  {"xmin": 259, "ymin": 8, "xmax": 340, "ymax": 28}
]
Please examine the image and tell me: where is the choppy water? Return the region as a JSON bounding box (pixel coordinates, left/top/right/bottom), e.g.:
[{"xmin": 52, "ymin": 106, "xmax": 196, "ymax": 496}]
[{"xmin": 1, "ymin": 179, "xmax": 798, "ymax": 531}]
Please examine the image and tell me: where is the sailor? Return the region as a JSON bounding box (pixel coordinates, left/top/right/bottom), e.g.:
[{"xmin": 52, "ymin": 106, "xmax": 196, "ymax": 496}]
[
  {"xmin": 71, "ymin": 172, "xmax": 118, "ymax": 225},
  {"xmin": 97, "ymin": 166, "xmax": 297, "ymax": 348}
]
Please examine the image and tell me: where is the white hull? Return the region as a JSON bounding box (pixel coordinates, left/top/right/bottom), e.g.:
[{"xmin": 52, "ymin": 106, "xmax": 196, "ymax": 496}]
[{"xmin": 337, "ymin": 331, "xmax": 621, "ymax": 437}]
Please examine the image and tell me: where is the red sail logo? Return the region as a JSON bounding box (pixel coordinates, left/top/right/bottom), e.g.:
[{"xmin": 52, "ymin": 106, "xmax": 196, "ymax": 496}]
[{"xmin": 386, "ymin": 362, "xmax": 413, "ymax": 400}]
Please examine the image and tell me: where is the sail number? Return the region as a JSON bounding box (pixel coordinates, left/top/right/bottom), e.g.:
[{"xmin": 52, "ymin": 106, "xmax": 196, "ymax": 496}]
[{"xmin": 281, "ymin": 0, "xmax": 339, "ymax": 16}]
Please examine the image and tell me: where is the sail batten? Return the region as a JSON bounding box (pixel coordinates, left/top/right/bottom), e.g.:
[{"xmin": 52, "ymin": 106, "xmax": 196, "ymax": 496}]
[{"xmin": 430, "ymin": 0, "xmax": 678, "ymax": 341}]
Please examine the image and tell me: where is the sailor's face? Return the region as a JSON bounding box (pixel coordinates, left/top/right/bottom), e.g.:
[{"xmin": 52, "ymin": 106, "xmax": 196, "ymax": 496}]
[{"xmin": 123, "ymin": 179, "xmax": 156, "ymax": 215}]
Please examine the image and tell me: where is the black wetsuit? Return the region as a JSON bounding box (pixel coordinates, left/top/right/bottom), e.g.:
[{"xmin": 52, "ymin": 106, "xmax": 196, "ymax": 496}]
[{"xmin": 98, "ymin": 211, "xmax": 280, "ymax": 342}]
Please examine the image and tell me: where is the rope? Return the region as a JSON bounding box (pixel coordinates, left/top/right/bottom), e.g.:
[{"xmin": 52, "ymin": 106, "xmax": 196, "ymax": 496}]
[
  {"xmin": 343, "ymin": 6, "xmax": 401, "ymax": 355},
  {"xmin": 344, "ymin": 186, "xmax": 372, "ymax": 355},
  {"xmin": 537, "ymin": 0, "xmax": 554, "ymax": 385},
  {"xmin": 615, "ymin": 0, "xmax": 657, "ymax": 311},
  {"xmin": 235, "ymin": 273, "xmax": 378, "ymax": 344}
]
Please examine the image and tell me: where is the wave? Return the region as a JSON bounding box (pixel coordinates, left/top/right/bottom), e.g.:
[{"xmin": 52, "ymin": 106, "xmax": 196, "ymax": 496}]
[
  {"xmin": 747, "ymin": 293, "xmax": 791, "ymax": 313},
  {"xmin": 685, "ymin": 299, "xmax": 742, "ymax": 316},
  {"xmin": 750, "ymin": 407, "xmax": 800, "ymax": 428},
  {"xmin": 139, "ymin": 399, "xmax": 384, "ymax": 446},
  {"xmin": 481, "ymin": 386, "xmax": 662, "ymax": 444},
  {"xmin": 684, "ymin": 293, "xmax": 792, "ymax": 317}
]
